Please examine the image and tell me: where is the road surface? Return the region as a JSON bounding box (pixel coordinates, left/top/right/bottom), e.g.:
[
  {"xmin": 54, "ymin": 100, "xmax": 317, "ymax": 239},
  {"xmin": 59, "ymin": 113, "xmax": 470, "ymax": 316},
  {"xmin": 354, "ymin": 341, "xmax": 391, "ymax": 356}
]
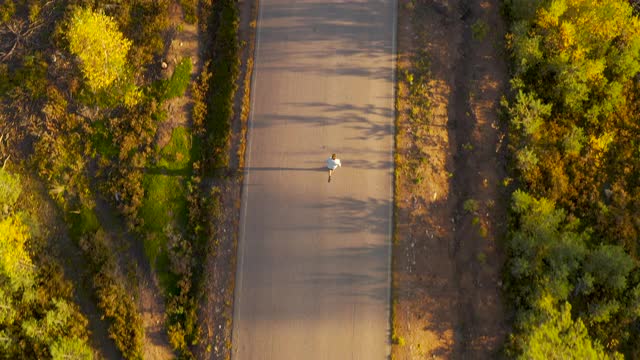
[{"xmin": 232, "ymin": 0, "xmax": 396, "ymax": 357}]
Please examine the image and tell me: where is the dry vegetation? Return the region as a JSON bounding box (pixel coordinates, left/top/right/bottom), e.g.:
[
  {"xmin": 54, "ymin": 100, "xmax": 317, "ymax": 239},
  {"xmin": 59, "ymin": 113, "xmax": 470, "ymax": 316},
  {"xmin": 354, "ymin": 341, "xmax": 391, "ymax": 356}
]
[{"xmin": 0, "ymin": 0, "xmax": 246, "ymax": 358}]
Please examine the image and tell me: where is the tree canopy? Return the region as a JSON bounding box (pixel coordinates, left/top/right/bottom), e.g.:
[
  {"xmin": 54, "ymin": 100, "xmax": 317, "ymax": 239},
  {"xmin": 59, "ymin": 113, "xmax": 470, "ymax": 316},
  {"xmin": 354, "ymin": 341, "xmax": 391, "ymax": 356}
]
[
  {"xmin": 518, "ymin": 302, "xmax": 620, "ymax": 360},
  {"xmin": 504, "ymin": 0, "xmax": 640, "ymax": 357},
  {"xmin": 67, "ymin": 7, "xmax": 132, "ymax": 92}
]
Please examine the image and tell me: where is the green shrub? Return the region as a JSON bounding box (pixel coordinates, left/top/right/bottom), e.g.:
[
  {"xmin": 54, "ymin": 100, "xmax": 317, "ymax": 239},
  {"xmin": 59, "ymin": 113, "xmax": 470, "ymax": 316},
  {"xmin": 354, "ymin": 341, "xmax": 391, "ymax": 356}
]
[
  {"xmin": 471, "ymin": 20, "xmax": 488, "ymax": 41},
  {"xmin": 90, "ymin": 120, "xmax": 118, "ymax": 158},
  {"xmin": 463, "ymin": 199, "xmax": 479, "ymax": 213},
  {"xmin": 8, "ymin": 53, "xmax": 49, "ymax": 99},
  {"xmin": 80, "ymin": 230, "xmax": 144, "ymax": 360},
  {"xmin": 515, "ymin": 147, "xmax": 538, "ymax": 173},
  {"xmin": 101, "ymin": 100, "xmax": 159, "ymax": 228},
  {"xmin": 106, "ymin": 0, "xmax": 171, "ymax": 68}
]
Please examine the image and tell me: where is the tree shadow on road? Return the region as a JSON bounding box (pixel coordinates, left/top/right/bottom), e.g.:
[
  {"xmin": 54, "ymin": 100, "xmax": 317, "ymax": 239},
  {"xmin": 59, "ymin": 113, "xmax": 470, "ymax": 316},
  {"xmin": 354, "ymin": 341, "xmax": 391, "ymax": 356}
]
[
  {"xmin": 254, "ymin": 112, "xmax": 392, "ymax": 141},
  {"xmin": 256, "ymin": 2, "xmax": 394, "ymax": 63},
  {"xmin": 305, "ymin": 244, "xmax": 390, "ymax": 302},
  {"xmin": 311, "ymin": 195, "xmax": 392, "ymax": 235}
]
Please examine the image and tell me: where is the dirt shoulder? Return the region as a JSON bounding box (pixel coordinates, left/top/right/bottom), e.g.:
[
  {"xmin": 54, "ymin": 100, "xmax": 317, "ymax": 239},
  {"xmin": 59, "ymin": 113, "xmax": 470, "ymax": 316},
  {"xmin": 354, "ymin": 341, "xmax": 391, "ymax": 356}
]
[
  {"xmin": 91, "ymin": 195, "xmax": 173, "ymax": 360},
  {"xmin": 393, "ymin": 0, "xmax": 510, "ymax": 358}
]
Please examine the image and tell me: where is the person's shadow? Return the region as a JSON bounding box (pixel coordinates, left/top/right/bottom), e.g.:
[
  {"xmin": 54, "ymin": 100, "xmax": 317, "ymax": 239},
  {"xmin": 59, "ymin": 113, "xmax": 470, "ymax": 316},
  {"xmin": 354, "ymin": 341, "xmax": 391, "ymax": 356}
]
[{"xmin": 243, "ymin": 166, "xmax": 326, "ymax": 172}]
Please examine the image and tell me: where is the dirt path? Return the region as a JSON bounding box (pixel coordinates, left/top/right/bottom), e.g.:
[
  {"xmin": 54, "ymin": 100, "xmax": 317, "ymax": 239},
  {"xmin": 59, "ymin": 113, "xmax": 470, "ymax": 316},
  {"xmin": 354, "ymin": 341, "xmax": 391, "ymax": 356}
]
[
  {"xmin": 92, "ymin": 196, "xmax": 174, "ymax": 359},
  {"xmin": 393, "ymin": 0, "xmax": 509, "ymax": 358},
  {"xmin": 157, "ymin": 1, "xmax": 202, "ymax": 148}
]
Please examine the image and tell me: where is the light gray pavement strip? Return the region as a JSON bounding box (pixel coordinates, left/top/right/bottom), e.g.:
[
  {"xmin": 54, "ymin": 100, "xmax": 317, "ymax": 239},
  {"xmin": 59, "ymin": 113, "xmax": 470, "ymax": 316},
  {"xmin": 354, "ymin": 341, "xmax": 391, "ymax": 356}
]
[{"xmin": 232, "ymin": 0, "xmax": 396, "ymax": 358}]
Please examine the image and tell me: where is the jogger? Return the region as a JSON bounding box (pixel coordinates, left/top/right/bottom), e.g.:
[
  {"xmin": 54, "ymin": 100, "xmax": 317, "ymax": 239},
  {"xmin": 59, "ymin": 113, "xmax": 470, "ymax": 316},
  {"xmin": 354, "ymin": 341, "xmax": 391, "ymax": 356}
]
[{"xmin": 326, "ymin": 154, "xmax": 342, "ymax": 182}]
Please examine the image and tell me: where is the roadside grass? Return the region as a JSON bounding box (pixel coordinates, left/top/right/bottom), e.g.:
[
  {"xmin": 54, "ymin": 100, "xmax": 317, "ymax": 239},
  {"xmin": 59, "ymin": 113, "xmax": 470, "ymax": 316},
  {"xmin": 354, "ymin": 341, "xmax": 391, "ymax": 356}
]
[
  {"xmin": 140, "ymin": 126, "xmax": 192, "ymax": 286},
  {"xmin": 237, "ymin": 55, "xmax": 254, "ymax": 168},
  {"xmin": 164, "ymin": 58, "xmax": 193, "ymax": 100},
  {"xmin": 204, "ymin": 0, "xmax": 240, "ymax": 171}
]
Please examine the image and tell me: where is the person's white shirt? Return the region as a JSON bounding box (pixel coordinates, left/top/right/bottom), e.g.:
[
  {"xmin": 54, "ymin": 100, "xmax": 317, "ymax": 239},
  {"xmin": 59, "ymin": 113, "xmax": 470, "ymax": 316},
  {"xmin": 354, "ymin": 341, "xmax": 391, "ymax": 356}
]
[{"xmin": 327, "ymin": 157, "xmax": 342, "ymax": 170}]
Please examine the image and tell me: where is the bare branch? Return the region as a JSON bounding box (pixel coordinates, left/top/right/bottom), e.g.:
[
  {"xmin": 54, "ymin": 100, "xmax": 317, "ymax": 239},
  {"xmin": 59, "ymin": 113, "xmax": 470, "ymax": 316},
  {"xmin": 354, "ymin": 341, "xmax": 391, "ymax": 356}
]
[
  {"xmin": 0, "ymin": 17, "xmax": 47, "ymax": 61},
  {"xmin": 2, "ymin": 155, "xmax": 10, "ymax": 170}
]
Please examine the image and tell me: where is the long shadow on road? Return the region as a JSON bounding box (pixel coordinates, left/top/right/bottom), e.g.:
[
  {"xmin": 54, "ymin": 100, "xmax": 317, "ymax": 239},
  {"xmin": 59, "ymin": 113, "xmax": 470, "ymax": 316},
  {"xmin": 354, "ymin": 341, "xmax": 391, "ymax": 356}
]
[{"xmin": 254, "ymin": 101, "xmax": 392, "ymax": 141}]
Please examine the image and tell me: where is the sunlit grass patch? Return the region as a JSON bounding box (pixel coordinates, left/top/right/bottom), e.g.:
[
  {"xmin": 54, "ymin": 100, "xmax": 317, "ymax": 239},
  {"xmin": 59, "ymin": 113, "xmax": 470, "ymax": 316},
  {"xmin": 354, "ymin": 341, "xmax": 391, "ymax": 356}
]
[
  {"xmin": 140, "ymin": 126, "xmax": 191, "ymax": 282},
  {"xmin": 152, "ymin": 58, "xmax": 193, "ymax": 102}
]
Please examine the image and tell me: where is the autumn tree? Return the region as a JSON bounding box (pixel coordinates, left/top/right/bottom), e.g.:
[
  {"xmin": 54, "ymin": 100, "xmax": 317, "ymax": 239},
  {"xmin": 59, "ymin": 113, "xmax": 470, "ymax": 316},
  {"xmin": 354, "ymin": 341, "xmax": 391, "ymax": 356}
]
[
  {"xmin": 508, "ymin": 0, "xmax": 640, "ymax": 123},
  {"xmin": 66, "ymin": 7, "xmax": 132, "ymax": 93}
]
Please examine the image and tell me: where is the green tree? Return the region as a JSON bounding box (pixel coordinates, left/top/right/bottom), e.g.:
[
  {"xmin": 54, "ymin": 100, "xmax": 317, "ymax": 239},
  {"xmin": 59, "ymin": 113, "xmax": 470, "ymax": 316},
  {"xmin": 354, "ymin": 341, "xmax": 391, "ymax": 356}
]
[
  {"xmin": 519, "ymin": 302, "xmax": 620, "ymax": 359},
  {"xmin": 563, "ymin": 125, "xmax": 586, "ymax": 156},
  {"xmin": 508, "ymin": 191, "xmax": 583, "ymax": 305},
  {"xmin": 508, "ymin": 90, "xmax": 552, "ymax": 140},
  {"xmin": 0, "ymin": 168, "xmax": 92, "ymax": 358},
  {"xmin": 67, "ymin": 7, "xmax": 132, "ymax": 92},
  {"xmin": 583, "ymin": 245, "xmax": 634, "ymax": 296}
]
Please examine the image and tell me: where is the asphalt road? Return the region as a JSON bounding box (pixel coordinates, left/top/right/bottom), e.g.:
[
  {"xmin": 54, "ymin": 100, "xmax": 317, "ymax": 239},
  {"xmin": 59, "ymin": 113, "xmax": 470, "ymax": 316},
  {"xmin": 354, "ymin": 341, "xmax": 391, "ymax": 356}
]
[{"xmin": 232, "ymin": 0, "xmax": 396, "ymax": 357}]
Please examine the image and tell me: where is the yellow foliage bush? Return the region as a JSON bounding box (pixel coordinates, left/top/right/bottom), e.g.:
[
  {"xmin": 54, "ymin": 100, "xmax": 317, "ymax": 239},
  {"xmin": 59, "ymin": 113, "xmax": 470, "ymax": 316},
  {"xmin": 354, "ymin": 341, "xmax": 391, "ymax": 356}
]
[{"xmin": 67, "ymin": 8, "xmax": 132, "ymax": 92}]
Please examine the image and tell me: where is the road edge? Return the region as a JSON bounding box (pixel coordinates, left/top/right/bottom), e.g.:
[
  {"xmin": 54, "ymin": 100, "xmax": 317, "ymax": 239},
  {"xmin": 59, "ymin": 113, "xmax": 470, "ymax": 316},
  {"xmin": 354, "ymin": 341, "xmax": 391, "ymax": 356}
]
[{"xmin": 230, "ymin": 0, "xmax": 263, "ymax": 356}]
